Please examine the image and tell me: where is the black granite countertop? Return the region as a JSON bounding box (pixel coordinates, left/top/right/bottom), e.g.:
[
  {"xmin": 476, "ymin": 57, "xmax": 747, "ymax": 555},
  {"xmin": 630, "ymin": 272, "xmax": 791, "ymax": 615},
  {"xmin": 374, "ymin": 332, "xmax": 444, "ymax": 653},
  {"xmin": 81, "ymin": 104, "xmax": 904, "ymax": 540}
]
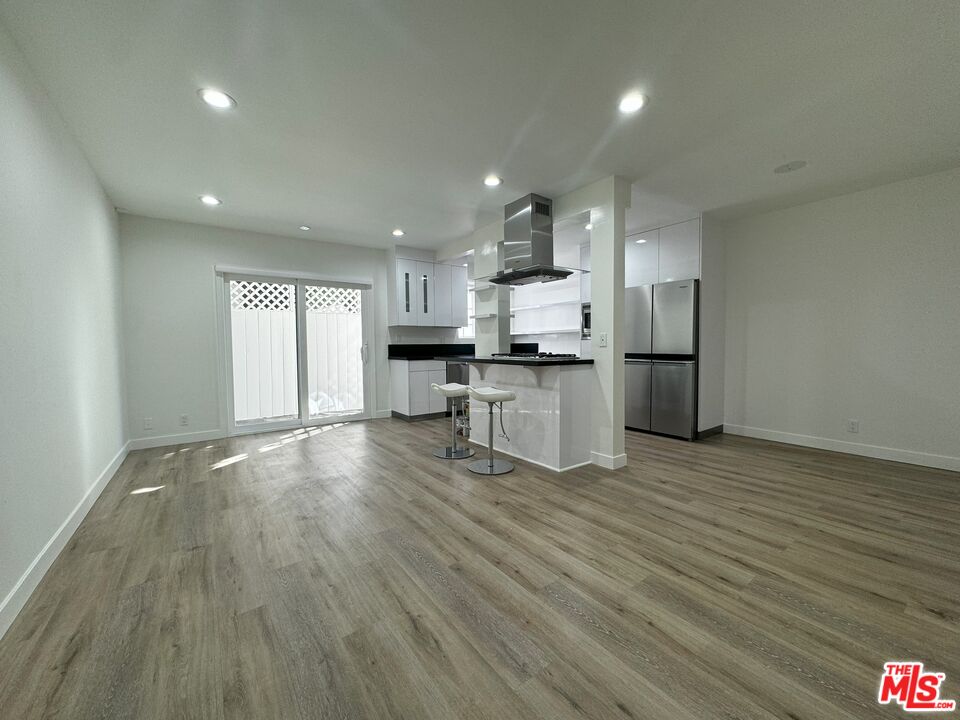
[
  {"xmin": 388, "ymin": 342, "xmax": 538, "ymax": 360},
  {"xmin": 432, "ymin": 355, "xmax": 594, "ymax": 367}
]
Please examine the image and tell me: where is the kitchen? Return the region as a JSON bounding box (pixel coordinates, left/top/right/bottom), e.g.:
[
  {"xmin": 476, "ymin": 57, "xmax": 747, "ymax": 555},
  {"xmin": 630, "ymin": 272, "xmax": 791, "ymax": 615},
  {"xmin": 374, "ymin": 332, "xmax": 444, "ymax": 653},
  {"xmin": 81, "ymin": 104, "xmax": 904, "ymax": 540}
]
[{"xmin": 388, "ymin": 191, "xmax": 718, "ymax": 472}]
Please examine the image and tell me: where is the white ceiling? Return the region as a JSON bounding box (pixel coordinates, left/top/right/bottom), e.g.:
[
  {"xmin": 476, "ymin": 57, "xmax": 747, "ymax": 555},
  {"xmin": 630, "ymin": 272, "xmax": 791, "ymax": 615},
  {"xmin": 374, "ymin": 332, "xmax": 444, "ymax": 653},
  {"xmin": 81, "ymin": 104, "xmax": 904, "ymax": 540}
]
[{"xmin": 2, "ymin": 1, "xmax": 959, "ymax": 248}]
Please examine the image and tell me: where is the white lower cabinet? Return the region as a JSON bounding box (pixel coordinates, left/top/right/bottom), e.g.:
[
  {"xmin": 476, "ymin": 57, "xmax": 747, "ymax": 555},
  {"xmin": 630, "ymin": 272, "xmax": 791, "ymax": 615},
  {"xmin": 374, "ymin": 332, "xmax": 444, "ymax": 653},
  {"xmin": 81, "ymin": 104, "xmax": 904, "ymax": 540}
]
[{"xmin": 390, "ymin": 360, "xmax": 448, "ymax": 418}]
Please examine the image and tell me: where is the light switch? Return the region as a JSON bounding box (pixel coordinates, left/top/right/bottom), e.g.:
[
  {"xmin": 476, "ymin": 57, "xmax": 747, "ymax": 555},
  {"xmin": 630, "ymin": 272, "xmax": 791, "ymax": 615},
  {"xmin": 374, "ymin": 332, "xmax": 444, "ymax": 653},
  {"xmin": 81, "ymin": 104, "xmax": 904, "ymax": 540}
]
[{"xmin": 598, "ymin": 332, "xmax": 608, "ymax": 348}]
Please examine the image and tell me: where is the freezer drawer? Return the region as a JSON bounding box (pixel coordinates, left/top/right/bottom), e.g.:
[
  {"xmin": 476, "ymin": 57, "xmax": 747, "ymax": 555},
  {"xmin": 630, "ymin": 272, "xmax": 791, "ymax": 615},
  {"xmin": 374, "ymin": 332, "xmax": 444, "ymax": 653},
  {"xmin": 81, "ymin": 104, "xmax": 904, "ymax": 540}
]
[
  {"xmin": 651, "ymin": 361, "xmax": 696, "ymax": 439},
  {"xmin": 652, "ymin": 280, "xmax": 697, "ymax": 355},
  {"xmin": 624, "ymin": 285, "xmax": 653, "ymax": 355},
  {"xmin": 624, "ymin": 360, "xmax": 652, "ymax": 431}
]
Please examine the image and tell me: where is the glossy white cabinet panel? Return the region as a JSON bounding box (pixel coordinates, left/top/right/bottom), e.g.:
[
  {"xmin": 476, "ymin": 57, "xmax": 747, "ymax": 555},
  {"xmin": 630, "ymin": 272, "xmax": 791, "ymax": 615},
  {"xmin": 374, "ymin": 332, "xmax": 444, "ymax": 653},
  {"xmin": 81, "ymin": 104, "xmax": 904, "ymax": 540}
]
[
  {"xmin": 433, "ymin": 263, "xmax": 452, "ymax": 327},
  {"xmin": 389, "ymin": 360, "xmax": 411, "ymax": 415},
  {"xmin": 428, "ymin": 370, "xmax": 447, "ymax": 413},
  {"xmin": 625, "ymin": 229, "xmax": 659, "ymax": 287},
  {"xmin": 409, "ymin": 371, "xmax": 431, "ymax": 415},
  {"xmin": 658, "ymin": 218, "xmax": 700, "ymax": 282},
  {"xmin": 395, "ymin": 259, "xmax": 417, "ymax": 325},
  {"xmin": 415, "ymin": 261, "xmax": 434, "ymax": 326},
  {"xmin": 451, "ymin": 265, "xmax": 468, "ymax": 327}
]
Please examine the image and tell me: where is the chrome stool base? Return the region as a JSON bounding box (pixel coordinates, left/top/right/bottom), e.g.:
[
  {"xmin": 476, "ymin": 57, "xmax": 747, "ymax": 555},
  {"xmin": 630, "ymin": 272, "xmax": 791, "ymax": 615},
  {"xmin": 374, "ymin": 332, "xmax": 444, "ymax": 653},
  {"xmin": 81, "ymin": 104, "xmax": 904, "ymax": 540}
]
[
  {"xmin": 467, "ymin": 457, "xmax": 514, "ymax": 475},
  {"xmin": 433, "ymin": 446, "xmax": 475, "ymax": 460}
]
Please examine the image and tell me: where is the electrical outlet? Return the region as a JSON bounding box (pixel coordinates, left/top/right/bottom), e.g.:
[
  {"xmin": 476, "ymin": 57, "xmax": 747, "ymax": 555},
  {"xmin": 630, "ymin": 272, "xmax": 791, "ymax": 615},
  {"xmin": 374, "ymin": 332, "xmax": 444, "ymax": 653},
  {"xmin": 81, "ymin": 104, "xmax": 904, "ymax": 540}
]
[
  {"xmin": 143, "ymin": 417, "xmax": 153, "ymax": 430},
  {"xmin": 598, "ymin": 331, "xmax": 608, "ymax": 348},
  {"xmin": 846, "ymin": 418, "xmax": 860, "ymax": 434},
  {"xmin": 180, "ymin": 414, "xmax": 189, "ymax": 426}
]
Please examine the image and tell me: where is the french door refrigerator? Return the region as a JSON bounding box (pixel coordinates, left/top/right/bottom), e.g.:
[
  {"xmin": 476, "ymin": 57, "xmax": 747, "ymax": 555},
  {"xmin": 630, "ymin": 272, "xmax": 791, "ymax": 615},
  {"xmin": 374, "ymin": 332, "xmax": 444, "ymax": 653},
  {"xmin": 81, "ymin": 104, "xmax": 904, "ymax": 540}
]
[{"xmin": 624, "ymin": 280, "xmax": 698, "ymax": 440}]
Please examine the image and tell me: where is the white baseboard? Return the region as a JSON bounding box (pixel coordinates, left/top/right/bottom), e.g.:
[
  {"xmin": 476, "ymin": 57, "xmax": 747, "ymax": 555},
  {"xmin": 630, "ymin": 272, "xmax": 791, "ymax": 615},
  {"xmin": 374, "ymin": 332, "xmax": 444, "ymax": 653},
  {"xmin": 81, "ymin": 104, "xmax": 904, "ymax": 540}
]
[
  {"xmin": 374, "ymin": 410, "xmax": 392, "ymax": 419},
  {"xmin": 591, "ymin": 451, "xmax": 628, "ymax": 470},
  {"xmin": 127, "ymin": 429, "xmax": 224, "ymax": 450},
  {"xmin": 0, "ymin": 441, "xmax": 131, "ymax": 641},
  {"xmin": 723, "ymin": 424, "xmax": 960, "ymax": 472}
]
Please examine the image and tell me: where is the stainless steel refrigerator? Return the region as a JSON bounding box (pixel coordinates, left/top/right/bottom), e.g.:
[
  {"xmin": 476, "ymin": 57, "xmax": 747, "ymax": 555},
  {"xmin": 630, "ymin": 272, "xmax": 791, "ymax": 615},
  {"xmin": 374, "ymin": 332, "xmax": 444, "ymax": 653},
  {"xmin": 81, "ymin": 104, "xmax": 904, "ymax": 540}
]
[{"xmin": 624, "ymin": 280, "xmax": 698, "ymax": 439}]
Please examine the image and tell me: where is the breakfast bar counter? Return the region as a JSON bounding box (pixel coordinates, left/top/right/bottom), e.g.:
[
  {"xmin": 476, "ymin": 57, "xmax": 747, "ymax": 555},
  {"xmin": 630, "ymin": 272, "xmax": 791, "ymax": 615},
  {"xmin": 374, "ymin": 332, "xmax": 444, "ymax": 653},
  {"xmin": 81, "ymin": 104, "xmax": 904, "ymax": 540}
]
[{"xmin": 439, "ymin": 355, "xmax": 593, "ymax": 472}]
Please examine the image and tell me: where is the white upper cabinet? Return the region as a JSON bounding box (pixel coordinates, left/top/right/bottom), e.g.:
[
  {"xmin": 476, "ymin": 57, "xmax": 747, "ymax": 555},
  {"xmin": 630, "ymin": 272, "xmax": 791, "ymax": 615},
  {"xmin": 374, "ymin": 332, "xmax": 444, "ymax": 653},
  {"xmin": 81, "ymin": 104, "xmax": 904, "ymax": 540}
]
[
  {"xmin": 395, "ymin": 258, "xmax": 418, "ymax": 325},
  {"xmin": 433, "ymin": 262, "xmax": 452, "ymax": 327},
  {"xmin": 625, "ymin": 229, "xmax": 660, "ymax": 287},
  {"xmin": 624, "ymin": 218, "xmax": 701, "ymax": 287},
  {"xmin": 658, "ymin": 218, "xmax": 700, "ymax": 283},
  {"xmin": 389, "ymin": 258, "xmax": 468, "ymax": 327},
  {"xmin": 415, "ymin": 261, "xmax": 435, "ymax": 326},
  {"xmin": 451, "ymin": 265, "xmax": 468, "ymax": 327}
]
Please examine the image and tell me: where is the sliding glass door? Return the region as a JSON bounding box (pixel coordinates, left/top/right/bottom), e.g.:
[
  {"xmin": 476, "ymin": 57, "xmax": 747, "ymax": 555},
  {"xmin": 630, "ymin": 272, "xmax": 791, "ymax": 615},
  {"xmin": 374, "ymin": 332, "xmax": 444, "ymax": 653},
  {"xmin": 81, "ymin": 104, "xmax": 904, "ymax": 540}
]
[
  {"xmin": 223, "ymin": 274, "xmax": 371, "ymax": 434},
  {"xmin": 303, "ymin": 284, "xmax": 366, "ymax": 421},
  {"xmin": 228, "ymin": 279, "xmax": 301, "ymax": 427}
]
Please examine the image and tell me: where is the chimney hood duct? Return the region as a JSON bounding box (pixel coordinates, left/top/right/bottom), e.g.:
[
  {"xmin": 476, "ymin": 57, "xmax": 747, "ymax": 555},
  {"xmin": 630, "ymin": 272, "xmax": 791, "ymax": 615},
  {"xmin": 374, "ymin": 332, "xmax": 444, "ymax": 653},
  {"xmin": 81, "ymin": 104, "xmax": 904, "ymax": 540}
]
[{"xmin": 489, "ymin": 194, "xmax": 573, "ymax": 286}]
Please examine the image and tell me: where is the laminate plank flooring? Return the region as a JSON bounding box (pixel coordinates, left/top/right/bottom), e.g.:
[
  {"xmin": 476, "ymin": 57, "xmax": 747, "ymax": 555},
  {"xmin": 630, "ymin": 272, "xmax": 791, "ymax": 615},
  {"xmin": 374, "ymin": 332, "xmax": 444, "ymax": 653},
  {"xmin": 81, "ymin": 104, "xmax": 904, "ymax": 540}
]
[{"xmin": 1, "ymin": 419, "xmax": 958, "ymax": 719}]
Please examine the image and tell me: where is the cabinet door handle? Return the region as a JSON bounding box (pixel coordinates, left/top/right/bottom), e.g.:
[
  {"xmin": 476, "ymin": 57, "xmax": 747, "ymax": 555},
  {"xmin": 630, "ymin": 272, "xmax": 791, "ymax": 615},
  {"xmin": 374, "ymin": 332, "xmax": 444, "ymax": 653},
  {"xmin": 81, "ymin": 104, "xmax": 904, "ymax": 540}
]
[
  {"xmin": 404, "ymin": 272, "xmax": 410, "ymax": 313},
  {"xmin": 423, "ymin": 274, "xmax": 429, "ymax": 313}
]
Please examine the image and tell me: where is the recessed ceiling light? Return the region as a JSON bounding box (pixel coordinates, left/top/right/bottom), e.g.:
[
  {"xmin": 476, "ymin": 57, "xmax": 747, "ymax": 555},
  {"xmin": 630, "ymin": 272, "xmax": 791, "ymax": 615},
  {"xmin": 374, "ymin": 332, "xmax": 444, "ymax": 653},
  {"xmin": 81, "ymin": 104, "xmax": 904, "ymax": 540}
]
[
  {"xmin": 462, "ymin": 263, "xmax": 468, "ymax": 267},
  {"xmin": 198, "ymin": 88, "xmax": 236, "ymax": 109},
  {"xmin": 773, "ymin": 160, "xmax": 808, "ymax": 174},
  {"xmin": 199, "ymin": 194, "xmax": 222, "ymax": 206},
  {"xmin": 299, "ymin": 225, "xmax": 311, "ymax": 231},
  {"xmin": 585, "ymin": 223, "xmax": 593, "ymax": 231},
  {"xmin": 483, "ymin": 175, "xmax": 503, "ymax": 187},
  {"xmin": 636, "ymin": 238, "xmax": 647, "ymax": 244},
  {"xmin": 392, "ymin": 228, "xmax": 405, "ymax": 237},
  {"xmin": 618, "ymin": 91, "xmax": 647, "ymax": 114}
]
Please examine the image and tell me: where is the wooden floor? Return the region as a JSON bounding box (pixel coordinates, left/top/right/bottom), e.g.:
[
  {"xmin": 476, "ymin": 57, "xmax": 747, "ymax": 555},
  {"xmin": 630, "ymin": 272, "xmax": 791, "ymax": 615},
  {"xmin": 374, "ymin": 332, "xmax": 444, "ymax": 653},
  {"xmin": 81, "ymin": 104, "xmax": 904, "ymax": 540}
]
[{"xmin": 1, "ymin": 418, "xmax": 958, "ymax": 719}]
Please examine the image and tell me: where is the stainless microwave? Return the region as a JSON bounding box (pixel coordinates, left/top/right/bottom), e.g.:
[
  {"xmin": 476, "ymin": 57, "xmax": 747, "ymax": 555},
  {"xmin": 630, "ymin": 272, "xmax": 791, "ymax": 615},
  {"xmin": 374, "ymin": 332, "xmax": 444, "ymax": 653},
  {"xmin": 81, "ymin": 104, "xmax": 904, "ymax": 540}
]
[{"xmin": 581, "ymin": 303, "xmax": 591, "ymax": 339}]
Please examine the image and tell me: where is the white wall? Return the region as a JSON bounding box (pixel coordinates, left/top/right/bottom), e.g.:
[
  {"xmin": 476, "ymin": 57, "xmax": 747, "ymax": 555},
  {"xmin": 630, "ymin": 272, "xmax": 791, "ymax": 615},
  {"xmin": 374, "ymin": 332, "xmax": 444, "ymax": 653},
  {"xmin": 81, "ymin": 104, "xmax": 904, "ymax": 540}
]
[
  {"xmin": 120, "ymin": 215, "xmax": 390, "ymax": 444},
  {"xmin": 724, "ymin": 167, "xmax": 960, "ymax": 470},
  {"xmin": 0, "ymin": 24, "xmax": 126, "ymax": 637}
]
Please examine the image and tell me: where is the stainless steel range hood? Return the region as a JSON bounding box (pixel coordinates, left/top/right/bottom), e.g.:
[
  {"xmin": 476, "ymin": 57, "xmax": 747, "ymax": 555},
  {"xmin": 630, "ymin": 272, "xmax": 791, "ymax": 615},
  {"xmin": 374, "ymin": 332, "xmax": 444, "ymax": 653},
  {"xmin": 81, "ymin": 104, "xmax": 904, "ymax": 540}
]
[{"xmin": 489, "ymin": 194, "xmax": 573, "ymax": 286}]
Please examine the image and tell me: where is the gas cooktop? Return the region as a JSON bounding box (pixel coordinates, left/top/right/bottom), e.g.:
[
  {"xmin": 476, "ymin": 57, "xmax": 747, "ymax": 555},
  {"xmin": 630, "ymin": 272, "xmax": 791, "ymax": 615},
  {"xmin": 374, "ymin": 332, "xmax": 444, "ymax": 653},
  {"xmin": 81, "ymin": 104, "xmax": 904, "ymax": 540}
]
[{"xmin": 491, "ymin": 352, "xmax": 578, "ymax": 359}]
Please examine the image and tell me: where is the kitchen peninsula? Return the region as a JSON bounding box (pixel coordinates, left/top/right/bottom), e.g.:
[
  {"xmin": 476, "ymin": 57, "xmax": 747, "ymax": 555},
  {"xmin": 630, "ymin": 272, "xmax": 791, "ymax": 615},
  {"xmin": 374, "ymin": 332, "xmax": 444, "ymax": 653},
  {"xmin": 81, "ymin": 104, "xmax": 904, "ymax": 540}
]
[{"xmin": 434, "ymin": 354, "xmax": 594, "ymax": 472}]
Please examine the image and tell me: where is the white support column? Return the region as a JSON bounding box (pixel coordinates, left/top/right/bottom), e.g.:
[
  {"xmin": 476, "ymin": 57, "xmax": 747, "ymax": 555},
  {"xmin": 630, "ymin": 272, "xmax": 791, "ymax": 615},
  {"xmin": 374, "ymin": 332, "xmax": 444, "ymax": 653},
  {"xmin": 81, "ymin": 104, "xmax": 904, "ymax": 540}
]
[{"xmin": 556, "ymin": 176, "xmax": 631, "ymax": 469}]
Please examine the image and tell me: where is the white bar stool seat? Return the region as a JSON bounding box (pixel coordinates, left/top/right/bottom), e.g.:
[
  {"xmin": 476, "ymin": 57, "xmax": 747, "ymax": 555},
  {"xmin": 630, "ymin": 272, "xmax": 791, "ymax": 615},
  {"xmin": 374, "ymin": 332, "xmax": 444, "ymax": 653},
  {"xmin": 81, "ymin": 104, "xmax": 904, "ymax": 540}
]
[
  {"xmin": 467, "ymin": 386, "xmax": 516, "ymax": 475},
  {"xmin": 430, "ymin": 383, "xmax": 475, "ymax": 459}
]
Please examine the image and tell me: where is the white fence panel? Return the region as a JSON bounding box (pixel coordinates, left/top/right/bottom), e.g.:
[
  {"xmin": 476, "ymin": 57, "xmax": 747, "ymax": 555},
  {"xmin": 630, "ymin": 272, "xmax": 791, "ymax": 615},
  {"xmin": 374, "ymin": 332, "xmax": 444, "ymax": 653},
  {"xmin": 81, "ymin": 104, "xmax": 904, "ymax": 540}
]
[
  {"xmin": 306, "ymin": 312, "xmax": 363, "ymax": 416},
  {"xmin": 305, "ymin": 286, "xmax": 364, "ymax": 417},
  {"xmin": 231, "ymin": 308, "xmax": 299, "ymax": 423}
]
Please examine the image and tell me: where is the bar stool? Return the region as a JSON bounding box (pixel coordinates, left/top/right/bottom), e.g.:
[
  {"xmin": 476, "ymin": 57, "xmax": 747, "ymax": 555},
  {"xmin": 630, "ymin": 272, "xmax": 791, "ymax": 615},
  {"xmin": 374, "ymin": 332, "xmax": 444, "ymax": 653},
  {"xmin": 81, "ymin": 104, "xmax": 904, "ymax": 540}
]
[
  {"xmin": 467, "ymin": 386, "xmax": 516, "ymax": 475},
  {"xmin": 430, "ymin": 383, "xmax": 475, "ymax": 459}
]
